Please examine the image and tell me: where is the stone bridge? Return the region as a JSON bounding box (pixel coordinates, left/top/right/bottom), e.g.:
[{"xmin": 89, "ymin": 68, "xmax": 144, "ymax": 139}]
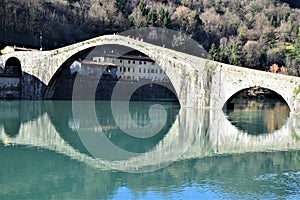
[{"xmin": 1, "ymin": 35, "xmax": 300, "ymax": 112}]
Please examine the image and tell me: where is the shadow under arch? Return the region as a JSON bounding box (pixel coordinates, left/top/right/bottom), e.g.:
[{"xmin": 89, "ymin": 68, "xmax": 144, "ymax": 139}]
[
  {"xmin": 4, "ymin": 57, "xmax": 22, "ymax": 77},
  {"xmin": 223, "ymin": 87, "xmax": 290, "ymax": 135},
  {"xmin": 43, "ymin": 47, "xmax": 95, "ymax": 99},
  {"xmin": 44, "ymin": 44, "xmax": 179, "ymax": 103},
  {"xmin": 1, "ymin": 57, "xmax": 47, "ymax": 100},
  {"xmin": 223, "ymin": 87, "xmax": 291, "ymax": 111}
]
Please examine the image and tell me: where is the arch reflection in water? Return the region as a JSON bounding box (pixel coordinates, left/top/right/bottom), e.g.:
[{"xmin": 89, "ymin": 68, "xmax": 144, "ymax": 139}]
[
  {"xmin": 2, "ymin": 144, "xmax": 300, "ymax": 199},
  {"xmin": 223, "ymin": 88, "xmax": 290, "ymax": 135},
  {"xmin": 208, "ymin": 109, "xmax": 299, "ymax": 155},
  {"xmin": 0, "ymin": 101, "xmax": 45, "ymax": 138},
  {"xmin": 53, "ymin": 101, "xmax": 180, "ymax": 156},
  {"xmin": 71, "ymin": 101, "xmax": 201, "ymax": 172},
  {"xmin": 1, "ymin": 101, "xmax": 300, "ymax": 172},
  {"xmin": 2, "ymin": 101, "xmax": 300, "ymax": 198}
]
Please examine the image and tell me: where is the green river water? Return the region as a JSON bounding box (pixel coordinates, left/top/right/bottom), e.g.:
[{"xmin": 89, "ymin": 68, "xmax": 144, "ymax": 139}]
[{"xmin": 1, "ymin": 100, "xmax": 300, "ymax": 199}]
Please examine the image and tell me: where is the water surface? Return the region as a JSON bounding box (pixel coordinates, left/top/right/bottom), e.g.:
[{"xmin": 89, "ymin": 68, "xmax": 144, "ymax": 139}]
[{"xmin": 1, "ymin": 100, "xmax": 300, "ymax": 199}]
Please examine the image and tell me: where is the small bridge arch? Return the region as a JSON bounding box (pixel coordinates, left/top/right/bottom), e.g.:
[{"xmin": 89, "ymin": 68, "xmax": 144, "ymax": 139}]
[
  {"xmin": 211, "ymin": 64, "xmax": 300, "ymax": 112},
  {"xmin": 4, "ymin": 57, "xmax": 22, "ymax": 77},
  {"xmin": 224, "ymin": 86, "xmax": 291, "ymax": 111}
]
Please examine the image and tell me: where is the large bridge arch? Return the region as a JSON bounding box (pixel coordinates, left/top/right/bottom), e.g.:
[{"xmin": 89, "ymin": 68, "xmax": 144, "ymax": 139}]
[
  {"xmin": 43, "ymin": 43, "xmax": 180, "ymax": 100},
  {"xmin": 43, "ymin": 35, "xmax": 206, "ymax": 107},
  {"xmin": 43, "ymin": 47, "xmax": 95, "ymax": 99}
]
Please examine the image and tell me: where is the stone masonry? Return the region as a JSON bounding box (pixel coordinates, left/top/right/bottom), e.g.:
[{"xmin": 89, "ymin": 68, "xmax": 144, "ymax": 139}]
[{"xmin": 1, "ymin": 35, "xmax": 300, "ymax": 113}]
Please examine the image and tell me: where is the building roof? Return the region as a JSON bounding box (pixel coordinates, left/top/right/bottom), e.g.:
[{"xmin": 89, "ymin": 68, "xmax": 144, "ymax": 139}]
[
  {"xmin": 80, "ymin": 60, "xmax": 116, "ymax": 67},
  {"xmin": 0, "ymin": 46, "xmax": 14, "ymax": 54},
  {"xmin": 98, "ymin": 50, "xmax": 155, "ymax": 62},
  {"xmin": 0, "ymin": 46, "xmax": 39, "ymax": 54},
  {"xmin": 104, "ymin": 54, "xmax": 155, "ymax": 62}
]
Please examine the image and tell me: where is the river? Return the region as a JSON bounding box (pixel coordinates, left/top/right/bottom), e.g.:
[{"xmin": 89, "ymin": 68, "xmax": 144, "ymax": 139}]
[{"xmin": 1, "ymin": 99, "xmax": 300, "ymax": 199}]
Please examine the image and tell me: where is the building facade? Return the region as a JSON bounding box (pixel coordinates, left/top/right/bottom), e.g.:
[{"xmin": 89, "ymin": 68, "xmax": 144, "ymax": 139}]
[
  {"xmin": 92, "ymin": 54, "xmax": 170, "ymax": 82},
  {"xmin": 70, "ymin": 60, "xmax": 117, "ymax": 80}
]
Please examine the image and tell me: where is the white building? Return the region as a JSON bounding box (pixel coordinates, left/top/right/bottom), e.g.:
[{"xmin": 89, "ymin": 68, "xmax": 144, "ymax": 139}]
[
  {"xmin": 92, "ymin": 54, "xmax": 169, "ymax": 82},
  {"xmin": 70, "ymin": 60, "xmax": 117, "ymax": 79}
]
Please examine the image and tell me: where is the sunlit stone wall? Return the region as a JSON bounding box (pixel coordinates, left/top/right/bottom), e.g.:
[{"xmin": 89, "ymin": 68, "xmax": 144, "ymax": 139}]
[
  {"xmin": 1, "ymin": 35, "xmax": 300, "ymax": 113},
  {"xmin": 210, "ymin": 62, "xmax": 300, "ymax": 113}
]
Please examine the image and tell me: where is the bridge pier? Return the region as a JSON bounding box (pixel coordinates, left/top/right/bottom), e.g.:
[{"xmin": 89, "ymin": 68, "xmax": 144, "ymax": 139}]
[{"xmin": 292, "ymin": 96, "xmax": 300, "ymax": 114}]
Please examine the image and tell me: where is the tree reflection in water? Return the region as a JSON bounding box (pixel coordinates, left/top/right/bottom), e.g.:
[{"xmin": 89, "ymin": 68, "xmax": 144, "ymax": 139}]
[{"xmin": 224, "ymin": 97, "xmax": 290, "ymax": 135}]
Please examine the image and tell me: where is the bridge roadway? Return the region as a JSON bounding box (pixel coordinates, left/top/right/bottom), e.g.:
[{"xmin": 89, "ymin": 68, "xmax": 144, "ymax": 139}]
[
  {"xmin": 1, "ymin": 107, "xmax": 300, "ymax": 172},
  {"xmin": 1, "ymin": 35, "xmax": 300, "ymax": 112}
]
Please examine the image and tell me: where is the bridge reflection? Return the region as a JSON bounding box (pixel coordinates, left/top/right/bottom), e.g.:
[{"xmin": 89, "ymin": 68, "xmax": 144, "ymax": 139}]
[
  {"xmin": 1, "ymin": 101, "xmax": 300, "ymax": 172},
  {"xmin": 224, "ymin": 99, "xmax": 290, "ymax": 135},
  {"xmin": 2, "ymin": 143, "xmax": 300, "ymax": 199},
  {"xmin": 0, "ymin": 101, "xmax": 46, "ymax": 138}
]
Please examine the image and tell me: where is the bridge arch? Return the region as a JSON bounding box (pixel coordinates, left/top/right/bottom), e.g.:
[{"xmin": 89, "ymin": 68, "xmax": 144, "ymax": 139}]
[
  {"xmin": 211, "ymin": 64, "xmax": 300, "ymax": 112},
  {"xmin": 222, "ymin": 86, "xmax": 292, "ymax": 111},
  {"xmin": 5, "ymin": 57, "xmax": 22, "ymax": 77},
  {"xmin": 43, "ymin": 47, "xmax": 95, "ymax": 99},
  {"xmin": 44, "ymin": 43, "xmax": 180, "ymax": 101}
]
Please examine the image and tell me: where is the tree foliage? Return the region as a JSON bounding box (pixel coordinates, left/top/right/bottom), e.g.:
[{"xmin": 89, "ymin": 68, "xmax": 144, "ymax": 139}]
[{"xmin": 1, "ymin": 0, "xmax": 300, "ymax": 75}]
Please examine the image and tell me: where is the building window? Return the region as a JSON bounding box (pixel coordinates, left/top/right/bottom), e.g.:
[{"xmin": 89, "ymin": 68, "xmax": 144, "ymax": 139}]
[
  {"xmin": 144, "ymin": 69, "xmax": 146, "ymax": 73},
  {"xmin": 120, "ymin": 60, "xmax": 123, "ymax": 63},
  {"xmin": 139, "ymin": 68, "xmax": 141, "ymax": 73},
  {"xmin": 133, "ymin": 61, "xmax": 136, "ymax": 64},
  {"xmin": 160, "ymin": 69, "xmax": 162, "ymax": 74},
  {"xmin": 144, "ymin": 61, "xmax": 147, "ymax": 65},
  {"xmin": 128, "ymin": 67, "xmax": 130, "ymax": 72},
  {"xmin": 123, "ymin": 67, "xmax": 126, "ymax": 72},
  {"xmin": 128, "ymin": 60, "xmax": 131, "ymax": 64},
  {"xmin": 155, "ymin": 69, "xmax": 158, "ymax": 73},
  {"xmin": 139, "ymin": 61, "xmax": 142, "ymax": 64},
  {"xmin": 151, "ymin": 69, "xmax": 154, "ymax": 73},
  {"xmin": 120, "ymin": 67, "xmax": 122, "ymax": 72}
]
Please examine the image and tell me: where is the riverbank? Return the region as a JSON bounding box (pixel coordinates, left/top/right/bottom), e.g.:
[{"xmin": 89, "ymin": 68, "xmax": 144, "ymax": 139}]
[{"xmin": 52, "ymin": 78, "xmax": 178, "ymax": 102}]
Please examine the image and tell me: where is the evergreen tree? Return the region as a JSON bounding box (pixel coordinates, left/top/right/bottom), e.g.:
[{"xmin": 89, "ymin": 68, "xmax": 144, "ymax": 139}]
[
  {"xmin": 163, "ymin": 15, "xmax": 168, "ymax": 28},
  {"xmin": 139, "ymin": 0, "xmax": 146, "ymax": 15},
  {"xmin": 147, "ymin": 10, "xmax": 154, "ymax": 25},
  {"xmin": 209, "ymin": 43, "xmax": 219, "ymax": 61},
  {"xmin": 287, "ymin": 34, "xmax": 300, "ymax": 63},
  {"xmin": 229, "ymin": 42, "xmax": 241, "ymax": 66},
  {"xmin": 158, "ymin": 7, "xmax": 165, "ymax": 23},
  {"xmin": 276, "ymin": 13, "xmax": 281, "ymax": 27}
]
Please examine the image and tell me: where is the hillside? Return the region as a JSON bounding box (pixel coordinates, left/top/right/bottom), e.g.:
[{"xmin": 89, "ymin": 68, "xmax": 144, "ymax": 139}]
[
  {"xmin": 281, "ymin": 0, "xmax": 300, "ymax": 8},
  {"xmin": 1, "ymin": 0, "xmax": 300, "ymax": 75}
]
